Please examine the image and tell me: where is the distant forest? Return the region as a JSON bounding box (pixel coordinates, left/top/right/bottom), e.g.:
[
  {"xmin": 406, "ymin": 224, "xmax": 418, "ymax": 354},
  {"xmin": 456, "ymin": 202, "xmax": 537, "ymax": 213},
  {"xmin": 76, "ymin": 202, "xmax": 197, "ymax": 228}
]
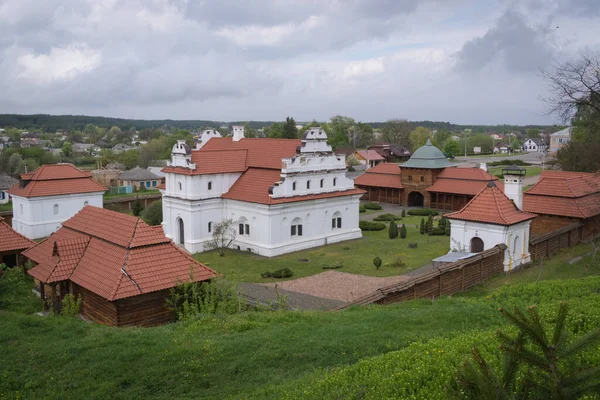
[{"xmin": 0, "ymin": 114, "xmax": 557, "ymax": 133}]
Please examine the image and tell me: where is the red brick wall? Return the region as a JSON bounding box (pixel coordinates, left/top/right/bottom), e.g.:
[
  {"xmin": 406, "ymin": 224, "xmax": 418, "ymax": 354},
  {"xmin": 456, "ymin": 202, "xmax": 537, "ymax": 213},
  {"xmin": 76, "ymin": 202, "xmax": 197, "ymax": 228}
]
[{"xmin": 530, "ymin": 215, "xmax": 580, "ymax": 238}]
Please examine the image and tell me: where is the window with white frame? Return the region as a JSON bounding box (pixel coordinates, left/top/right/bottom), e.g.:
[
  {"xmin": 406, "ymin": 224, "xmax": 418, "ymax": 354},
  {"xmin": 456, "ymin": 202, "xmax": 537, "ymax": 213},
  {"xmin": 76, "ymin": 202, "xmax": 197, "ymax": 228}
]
[
  {"xmin": 208, "ymin": 221, "xmax": 212, "ymax": 233},
  {"xmin": 306, "ymin": 180, "xmax": 311, "ymax": 190},
  {"xmin": 208, "ymin": 181, "xmax": 212, "ymax": 191},
  {"xmin": 331, "ymin": 211, "xmax": 342, "ymax": 229},
  {"xmin": 238, "ymin": 217, "xmax": 250, "ymax": 235},
  {"xmin": 291, "ymin": 217, "xmax": 303, "ymax": 237},
  {"xmin": 53, "ymin": 204, "xmax": 59, "ymax": 215}
]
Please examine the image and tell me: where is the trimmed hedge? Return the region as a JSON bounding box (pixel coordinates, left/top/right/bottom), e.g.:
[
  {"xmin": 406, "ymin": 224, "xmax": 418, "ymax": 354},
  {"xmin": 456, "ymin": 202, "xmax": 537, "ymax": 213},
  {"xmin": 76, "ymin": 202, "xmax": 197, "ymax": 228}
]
[
  {"xmin": 359, "ymin": 221, "xmax": 386, "ymax": 231},
  {"xmin": 373, "ymin": 213, "xmax": 403, "ymax": 221},
  {"xmin": 407, "ymin": 209, "xmax": 439, "ymax": 216},
  {"xmin": 363, "ymin": 202, "xmax": 383, "ymax": 210},
  {"xmin": 261, "ymin": 268, "xmax": 293, "ymax": 279},
  {"xmin": 488, "ymin": 159, "xmax": 531, "ymax": 167},
  {"xmin": 359, "ymin": 205, "xmax": 366, "ymax": 213}
]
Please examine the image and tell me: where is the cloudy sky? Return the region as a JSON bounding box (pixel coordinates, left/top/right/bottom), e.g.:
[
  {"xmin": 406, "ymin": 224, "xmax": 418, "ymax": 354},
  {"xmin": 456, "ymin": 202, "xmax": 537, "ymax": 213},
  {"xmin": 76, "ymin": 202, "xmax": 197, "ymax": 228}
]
[{"xmin": 1, "ymin": 0, "xmax": 599, "ymax": 124}]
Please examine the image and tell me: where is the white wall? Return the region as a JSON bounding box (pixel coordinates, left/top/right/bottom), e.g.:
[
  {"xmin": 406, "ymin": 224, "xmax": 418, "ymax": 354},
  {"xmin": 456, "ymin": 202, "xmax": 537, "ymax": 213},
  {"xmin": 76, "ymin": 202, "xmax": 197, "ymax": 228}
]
[
  {"xmin": 11, "ymin": 192, "xmax": 104, "ymax": 239},
  {"xmin": 449, "ymin": 219, "xmax": 531, "ymax": 272}
]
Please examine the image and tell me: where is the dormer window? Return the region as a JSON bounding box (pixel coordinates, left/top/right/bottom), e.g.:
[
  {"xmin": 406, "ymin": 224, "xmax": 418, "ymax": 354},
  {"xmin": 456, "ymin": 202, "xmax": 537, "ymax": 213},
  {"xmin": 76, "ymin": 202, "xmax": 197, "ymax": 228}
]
[{"xmin": 208, "ymin": 181, "xmax": 212, "ymax": 191}]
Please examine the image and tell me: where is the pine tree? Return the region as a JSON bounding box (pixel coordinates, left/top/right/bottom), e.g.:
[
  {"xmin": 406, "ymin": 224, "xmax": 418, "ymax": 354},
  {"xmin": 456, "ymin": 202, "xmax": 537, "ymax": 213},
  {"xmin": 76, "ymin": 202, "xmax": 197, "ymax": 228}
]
[
  {"xmin": 439, "ymin": 216, "xmax": 446, "ymax": 230},
  {"xmin": 401, "ymin": 209, "xmax": 406, "ymax": 218},
  {"xmin": 400, "ymin": 224, "xmax": 407, "ymax": 239},
  {"xmin": 388, "ymin": 218, "xmax": 398, "ymax": 239},
  {"xmin": 445, "ymin": 219, "xmax": 451, "ymax": 236},
  {"xmin": 427, "ymin": 215, "xmax": 434, "ymax": 235},
  {"xmin": 420, "ymin": 218, "xmax": 425, "ymax": 235},
  {"xmin": 132, "ymin": 197, "xmax": 144, "ymax": 216},
  {"xmin": 453, "ymin": 302, "xmax": 600, "ymax": 399}
]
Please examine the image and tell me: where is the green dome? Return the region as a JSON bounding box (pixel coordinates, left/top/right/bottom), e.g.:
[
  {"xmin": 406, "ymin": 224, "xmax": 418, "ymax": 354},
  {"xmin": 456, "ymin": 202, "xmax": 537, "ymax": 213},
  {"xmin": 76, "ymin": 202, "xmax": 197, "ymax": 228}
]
[{"xmin": 402, "ymin": 138, "xmax": 453, "ymax": 169}]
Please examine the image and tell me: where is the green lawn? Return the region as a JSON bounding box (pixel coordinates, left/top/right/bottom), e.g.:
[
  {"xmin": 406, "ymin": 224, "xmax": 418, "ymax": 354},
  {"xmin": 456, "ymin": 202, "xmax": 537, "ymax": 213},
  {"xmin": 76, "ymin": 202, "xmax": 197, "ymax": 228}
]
[
  {"xmin": 195, "ymin": 215, "xmax": 449, "ymax": 282},
  {"xmin": 1, "ymin": 240, "xmax": 599, "ymax": 399},
  {"xmin": 0, "ymin": 201, "xmax": 12, "ymax": 212},
  {"xmin": 103, "ymin": 189, "xmax": 161, "ymax": 200},
  {"xmin": 488, "ymin": 165, "xmax": 542, "ymax": 178}
]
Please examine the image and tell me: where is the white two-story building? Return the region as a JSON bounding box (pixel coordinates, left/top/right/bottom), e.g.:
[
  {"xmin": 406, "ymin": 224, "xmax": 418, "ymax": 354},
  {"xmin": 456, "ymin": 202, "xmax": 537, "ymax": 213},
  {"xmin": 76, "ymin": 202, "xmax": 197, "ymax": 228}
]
[
  {"xmin": 160, "ymin": 127, "xmax": 364, "ymax": 257},
  {"xmin": 8, "ymin": 164, "xmax": 107, "ymax": 239}
]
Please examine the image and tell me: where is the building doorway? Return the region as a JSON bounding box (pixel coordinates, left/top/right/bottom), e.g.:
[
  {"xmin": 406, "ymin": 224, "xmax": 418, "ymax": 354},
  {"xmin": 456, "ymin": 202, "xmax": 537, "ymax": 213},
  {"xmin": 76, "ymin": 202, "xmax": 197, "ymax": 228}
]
[
  {"xmin": 407, "ymin": 191, "xmax": 424, "ymax": 207},
  {"xmin": 470, "ymin": 237, "xmax": 484, "ymax": 253},
  {"xmin": 177, "ymin": 218, "xmax": 184, "ymax": 245}
]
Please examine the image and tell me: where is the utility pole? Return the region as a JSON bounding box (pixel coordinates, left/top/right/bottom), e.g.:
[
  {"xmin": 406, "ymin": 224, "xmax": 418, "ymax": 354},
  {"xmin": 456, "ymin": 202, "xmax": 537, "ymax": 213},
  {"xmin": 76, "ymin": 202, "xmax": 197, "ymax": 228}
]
[{"xmin": 464, "ymin": 133, "xmax": 467, "ymax": 161}]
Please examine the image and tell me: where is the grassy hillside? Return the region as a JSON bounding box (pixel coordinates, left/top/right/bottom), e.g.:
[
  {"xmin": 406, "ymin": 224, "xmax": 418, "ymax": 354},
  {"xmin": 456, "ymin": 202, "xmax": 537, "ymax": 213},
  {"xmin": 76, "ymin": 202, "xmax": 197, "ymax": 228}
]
[{"xmin": 1, "ymin": 242, "xmax": 599, "ymax": 399}]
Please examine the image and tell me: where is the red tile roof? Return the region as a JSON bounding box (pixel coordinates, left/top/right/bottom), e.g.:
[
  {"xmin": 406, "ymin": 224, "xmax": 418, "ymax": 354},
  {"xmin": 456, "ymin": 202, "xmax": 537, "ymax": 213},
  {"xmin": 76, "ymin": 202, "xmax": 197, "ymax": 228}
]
[
  {"xmin": 221, "ymin": 168, "xmax": 365, "ymax": 205},
  {"xmin": 523, "ymin": 171, "xmax": 600, "ymax": 218},
  {"xmin": 354, "ymin": 162, "xmax": 403, "ymax": 189},
  {"xmin": 426, "ymin": 167, "xmax": 503, "ymax": 195},
  {"xmin": 446, "ymin": 182, "xmax": 536, "ymax": 226},
  {"xmin": 8, "ymin": 164, "xmax": 107, "ymax": 198},
  {"xmin": 25, "ymin": 206, "xmax": 216, "ymax": 301},
  {"xmin": 355, "ymin": 149, "xmax": 385, "ymax": 161},
  {"xmin": 0, "ymin": 217, "xmax": 35, "ymax": 253},
  {"xmin": 163, "ymin": 138, "xmax": 300, "ymax": 176}
]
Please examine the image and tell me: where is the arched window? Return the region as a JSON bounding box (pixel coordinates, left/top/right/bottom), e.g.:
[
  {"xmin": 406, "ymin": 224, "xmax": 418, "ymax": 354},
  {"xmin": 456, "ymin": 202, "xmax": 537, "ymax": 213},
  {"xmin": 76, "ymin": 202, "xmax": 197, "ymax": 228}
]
[
  {"xmin": 208, "ymin": 181, "xmax": 212, "ymax": 191},
  {"xmin": 291, "ymin": 217, "xmax": 303, "ymax": 237},
  {"xmin": 320, "ymin": 179, "xmax": 324, "ymax": 188},
  {"xmin": 208, "ymin": 221, "xmax": 212, "ymax": 233},
  {"xmin": 333, "ymin": 178, "xmax": 337, "ymax": 187},
  {"xmin": 292, "ymin": 182, "xmax": 297, "ymax": 191},
  {"xmin": 470, "ymin": 237, "xmax": 484, "ymax": 253},
  {"xmin": 84, "ymin": 201, "xmax": 89, "ymax": 206},
  {"xmin": 53, "ymin": 204, "xmax": 59, "ymax": 215},
  {"xmin": 306, "ymin": 180, "xmax": 311, "ymax": 190},
  {"xmin": 20, "ymin": 204, "xmax": 23, "ymax": 215},
  {"xmin": 331, "ymin": 211, "xmax": 342, "ymax": 229},
  {"xmin": 178, "ymin": 182, "xmax": 182, "ymax": 191},
  {"xmin": 238, "ymin": 217, "xmax": 250, "ymax": 236},
  {"xmin": 513, "ymin": 236, "xmax": 521, "ymax": 258}
]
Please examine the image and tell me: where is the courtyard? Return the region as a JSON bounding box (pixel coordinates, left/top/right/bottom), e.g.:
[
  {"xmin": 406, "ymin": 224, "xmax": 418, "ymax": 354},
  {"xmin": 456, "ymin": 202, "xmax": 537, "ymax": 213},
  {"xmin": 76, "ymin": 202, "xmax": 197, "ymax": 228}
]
[{"xmin": 194, "ymin": 204, "xmax": 450, "ymax": 284}]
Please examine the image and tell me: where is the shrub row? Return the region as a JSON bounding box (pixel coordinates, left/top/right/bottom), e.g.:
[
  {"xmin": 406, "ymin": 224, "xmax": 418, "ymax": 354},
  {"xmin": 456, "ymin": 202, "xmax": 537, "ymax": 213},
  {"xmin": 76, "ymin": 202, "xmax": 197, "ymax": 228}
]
[
  {"xmin": 488, "ymin": 159, "xmax": 531, "ymax": 167},
  {"xmin": 363, "ymin": 202, "xmax": 383, "ymax": 210},
  {"xmin": 359, "ymin": 205, "xmax": 366, "ymax": 213},
  {"xmin": 261, "ymin": 268, "xmax": 293, "ymax": 279},
  {"xmin": 373, "ymin": 213, "xmax": 403, "ymax": 221},
  {"xmin": 359, "ymin": 221, "xmax": 386, "ymax": 231},
  {"xmin": 407, "ymin": 209, "xmax": 439, "ymax": 216}
]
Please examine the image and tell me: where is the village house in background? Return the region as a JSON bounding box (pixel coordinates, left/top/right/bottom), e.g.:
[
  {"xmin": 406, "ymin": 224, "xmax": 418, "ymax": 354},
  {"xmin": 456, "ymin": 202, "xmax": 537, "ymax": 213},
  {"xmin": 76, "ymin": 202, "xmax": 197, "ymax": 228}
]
[
  {"xmin": 0, "ymin": 173, "xmax": 18, "ymax": 204},
  {"xmin": 8, "ymin": 164, "xmax": 107, "ymax": 239},
  {"xmin": 370, "ymin": 143, "xmax": 412, "ymax": 163},
  {"xmin": 117, "ymin": 167, "xmax": 161, "ymax": 190},
  {"xmin": 523, "ymin": 171, "xmax": 600, "ymax": 239},
  {"xmin": 447, "ymin": 166, "xmax": 536, "ymax": 271},
  {"xmin": 522, "ymin": 138, "xmax": 546, "ymax": 152},
  {"xmin": 549, "ymin": 127, "xmax": 571, "ymax": 153},
  {"xmin": 0, "ymin": 216, "xmax": 34, "ymax": 267},
  {"xmin": 24, "ymin": 206, "xmax": 217, "ymax": 326},
  {"xmin": 161, "ymin": 126, "xmax": 364, "ymax": 257},
  {"xmin": 352, "ymin": 149, "xmax": 385, "ymax": 169}
]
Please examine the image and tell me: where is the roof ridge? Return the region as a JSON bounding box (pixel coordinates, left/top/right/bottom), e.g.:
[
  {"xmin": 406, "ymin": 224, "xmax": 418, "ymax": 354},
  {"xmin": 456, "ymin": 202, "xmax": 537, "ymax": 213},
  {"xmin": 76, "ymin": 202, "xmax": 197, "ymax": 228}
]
[
  {"xmin": 64, "ymin": 236, "xmax": 91, "ymax": 281},
  {"xmin": 109, "ymin": 218, "xmax": 143, "ymax": 300}
]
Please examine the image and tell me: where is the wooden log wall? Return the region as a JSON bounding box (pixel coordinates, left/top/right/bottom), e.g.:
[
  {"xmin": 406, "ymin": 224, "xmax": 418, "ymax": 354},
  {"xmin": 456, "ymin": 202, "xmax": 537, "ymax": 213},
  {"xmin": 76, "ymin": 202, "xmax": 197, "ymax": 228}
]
[
  {"xmin": 529, "ymin": 222, "xmax": 583, "ymax": 261},
  {"xmin": 338, "ymin": 245, "xmax": 507, "ymax": 308},
  {"xmin": 73, "ymin": 284, "xmax": 118, "ymax": 326},
  {"xmin": 116, "ymin": 289, "xmax": 174, "ymax": 327}
]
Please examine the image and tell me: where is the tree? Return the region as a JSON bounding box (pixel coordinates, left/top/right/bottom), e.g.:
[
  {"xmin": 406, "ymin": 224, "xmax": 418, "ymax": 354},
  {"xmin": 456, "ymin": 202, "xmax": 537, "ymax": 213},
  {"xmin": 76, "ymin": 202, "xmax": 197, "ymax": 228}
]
[
  {"xmin": 118, "ymin": 150, "xmax": 140, "ymax": 169},
  {"xmin": 400, "ymin": 224, "xmax": 407, "ymax": 239},
  {"xmin": 356, "ymin": 122, "xmax": 375, "ymax": 148},
  {"xmin": 409, "ymin": 126, "xmax": 432, "ymax": 151},
  {"xmin": 426, "ymin": 215, "xmax": 434, "ymax": 235},
  {"xmin": 453, "ymin": 302, "xmax": 600, "ymax": 399},
  {"xmin": 445, "ymin": 219, "xmax": 451, "ymax": 236},
  {"xmin": 141, "ymin": 200, "xmax": 162, "ymax": 226},
  {"xmin": 525, "ymin": 128, "xmax": 540, "ymax": 138},
  {"xmin": 556, "ymin": 140, "xmax": 600, "ymax": 172},
  {"xmin": 373, "ymin": 256, "xmax": 382, "ymax": 270},
  {"xmin": 282, "ymin": 117, "xmax": 298, "ymax": 139},
  {"xmin": 83, "ymin": 123, "xmax": 98, "ymax": 136},
  {"xmin": 132, "ymin": 197, "xmax": 143, "ymax": 216},
  {"xmin": 266, "ymin": 122, "xmax": 284, "ymax": 138},
  {"xmin": 401, "ymin": 209, "xmax": 406, "ymax": 218},
  {"xmin": 326, "ymin": 115, "xmax": 355, "ymax": 149},
  {"xmin": 206, "ymin": 218, "xmax": 237, "ymax": 257},
  {"xmin": 420, "ymin": 218, "xmax": 425, "ymax": 235},
  {"xmin": 380, "ymin": 119, "xmax": 412, "ymax": 145},
  {"xmin": 444, "ymin": 140, "xmax": 460, "ymax": 157},
  {"xmin": 61, "ymin": 141, "xmax": 73, "ymax": 158},
  {"xmin": 346, "ymin": 155, "xmax": 360, "ymax": 169},
  {"xmin": 510, "ymin": 138, "xmax": 521, "ymax": 151},
  {"xmin": 388, "ymin": 218, "xmax": 398, "ymax": 239}
]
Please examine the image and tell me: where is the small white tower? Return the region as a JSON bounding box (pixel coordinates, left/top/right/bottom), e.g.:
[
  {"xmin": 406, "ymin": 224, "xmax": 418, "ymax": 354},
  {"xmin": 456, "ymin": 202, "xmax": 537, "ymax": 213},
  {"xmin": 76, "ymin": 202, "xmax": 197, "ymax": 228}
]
[
  {"xmin": 232, "ymin": 125, "xmax": 245, "ymax": 142},
  {"xmin": 196, "ymin": 129, "xmax": 221, "ymax": 150},
  {"xmin": 502, "ymin": 165, "xmax": 526, "ymax": 210},
  {"xmin": 169, "ymin": 140, "xmax": 195, "ymax": 169}
]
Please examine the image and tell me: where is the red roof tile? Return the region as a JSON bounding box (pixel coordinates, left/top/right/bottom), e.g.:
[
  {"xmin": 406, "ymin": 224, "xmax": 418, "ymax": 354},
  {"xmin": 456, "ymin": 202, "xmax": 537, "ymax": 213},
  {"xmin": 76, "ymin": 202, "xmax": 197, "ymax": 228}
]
[
  {"xmin": 523, "ymin": 171, "xmax": 600, "ymax": 218},
  {"xmin": 355, "ymin": 150, "xmax": 385, "ymax": 161},
  {"xmin": 8, "ymin": 164, "xmax": 107, "ymax": 198},
  {"xmin": 221, "ymin": 168, "xmax": 365, "ymax": 205},
  {"xmin": 427, "ymin": 168, "xmax": 503, "ymax": 195},
  {"xmin": 353, "ymin": 162, "xmax": 403, "ymax": 189},
  {"xmin": 26, "ymin": 206, "xmax": 216, "ymax": 301},
  {"xmin": 446, "ymin": 182, "xmax": 536, "ymax": 226},
  {"xmin": 164, "ymin": 138, "xmax": 300, "ymax": 176},
  {"xmin": 0, "ymin": 217, "xmax": 35, "ymax": 253}
]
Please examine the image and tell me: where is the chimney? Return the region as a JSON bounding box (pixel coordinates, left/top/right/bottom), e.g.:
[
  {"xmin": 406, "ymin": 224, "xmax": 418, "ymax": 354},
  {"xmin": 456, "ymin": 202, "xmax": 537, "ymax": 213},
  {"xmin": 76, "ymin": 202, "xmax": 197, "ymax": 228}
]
[
  {"xmin": 501, "ymin": 166, "xmax": 525, "ymax": 210},
  {"xmin": 479, "ymin": 162, "xmax": 487, "ymax": 172},
  {"xmin": 232, "ymin": 125, "xmax": 245, "ymax": 142}
]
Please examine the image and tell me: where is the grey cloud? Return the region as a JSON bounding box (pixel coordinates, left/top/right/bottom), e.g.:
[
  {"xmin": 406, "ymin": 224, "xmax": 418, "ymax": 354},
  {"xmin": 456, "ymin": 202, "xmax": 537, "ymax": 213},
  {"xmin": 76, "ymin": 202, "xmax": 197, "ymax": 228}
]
[{"xmin": 455, "ymin": 10, "xmax": 555, "ymax": 73}]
